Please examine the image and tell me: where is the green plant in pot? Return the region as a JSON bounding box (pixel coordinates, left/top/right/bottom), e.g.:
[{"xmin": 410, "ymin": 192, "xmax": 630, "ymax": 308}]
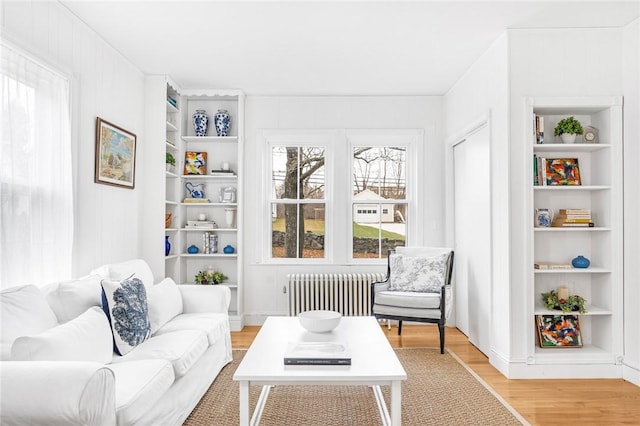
[
  {"xmin": 195, "ymin": 269, "xmax": 226, "ymax": 285},
  {"xmin": 166, "ymin": 152, "xmax": 176, "ymax": 171},
  {"xmin": 541, "ymin": 290, "xmax": 587, "ymax": 314},
  {"xmin": 554, "ymin": 116, "xmax": 584, "ymax": 144}
]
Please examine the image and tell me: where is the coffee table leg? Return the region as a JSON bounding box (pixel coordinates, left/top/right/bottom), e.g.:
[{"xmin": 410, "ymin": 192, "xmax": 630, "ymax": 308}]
[
  {"xmin": 239, "ymin": 381, "xmax": 249, "ymax": 426},
  {"xmin": 391, "ymin": 380, "xmax": 401, "ymax": 426}
]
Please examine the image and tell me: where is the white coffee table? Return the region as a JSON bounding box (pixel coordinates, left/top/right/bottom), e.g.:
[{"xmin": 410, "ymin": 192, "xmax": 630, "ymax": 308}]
[{"xmin": 233, "ymin": 316, "xmax": 407, "ymax": 426}]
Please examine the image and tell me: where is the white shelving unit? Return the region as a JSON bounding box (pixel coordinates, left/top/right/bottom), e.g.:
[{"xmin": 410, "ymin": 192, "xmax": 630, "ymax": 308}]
[
  {"xmin": 525, "ymin": 97, "xmax": 623, "ymax": 372},
  {"xmin": 165, "ymin": 89, "xmax": 245, "ymax": 331}
]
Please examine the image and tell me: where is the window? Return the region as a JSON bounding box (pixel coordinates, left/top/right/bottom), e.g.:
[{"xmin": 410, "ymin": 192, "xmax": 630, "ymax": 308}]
[
  {"xmin": 0, "ymin": 42, "xmax": 73, "ymax": 288},
  {"xmin": 270, "ymin": 146, "xmax": 326, "ymax": 259},
  {"xmin": 351, "ymin": 146, "xmax": 407, "ymax": 259}
]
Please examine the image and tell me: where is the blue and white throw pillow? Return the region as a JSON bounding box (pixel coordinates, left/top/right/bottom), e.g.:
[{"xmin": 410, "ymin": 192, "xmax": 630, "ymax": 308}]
[
  {"xmin": 388, "ymin": 252, "xmax": 449, "ymax": 293},
  {"xmin": 101, "ymin": 276, "xmax": 151, "ymax": 355}
]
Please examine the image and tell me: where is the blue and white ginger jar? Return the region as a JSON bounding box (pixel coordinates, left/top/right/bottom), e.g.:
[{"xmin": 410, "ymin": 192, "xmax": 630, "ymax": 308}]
[
  {"xmin": 193, "ymin": 110, "xmax": 209, "ymax": 136},
  {"xmin": 214, "ymin": 109, "xmax": 231, "ymax": 136}
]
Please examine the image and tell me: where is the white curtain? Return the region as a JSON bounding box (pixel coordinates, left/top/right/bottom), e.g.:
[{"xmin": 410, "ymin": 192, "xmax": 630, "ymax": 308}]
[{"xmin": 0, "ymin": 42, "xmax": 73, "ymax": 289}]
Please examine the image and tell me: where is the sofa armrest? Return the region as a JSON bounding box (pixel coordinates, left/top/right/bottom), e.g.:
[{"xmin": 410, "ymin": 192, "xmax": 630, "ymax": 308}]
[
  {"xmin": 179, "ymin": 285, "xmax": 231, "ymax": 314},
  {"xmin": 0, "ymin": 361, "xmax": 115, "ymax": 426}
]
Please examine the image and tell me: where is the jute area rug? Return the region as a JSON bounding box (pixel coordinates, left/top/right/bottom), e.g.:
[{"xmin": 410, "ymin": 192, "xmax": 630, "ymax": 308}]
[{"xmin": 184, "ymin": 348, "xmax": 524, "ymax": 425}]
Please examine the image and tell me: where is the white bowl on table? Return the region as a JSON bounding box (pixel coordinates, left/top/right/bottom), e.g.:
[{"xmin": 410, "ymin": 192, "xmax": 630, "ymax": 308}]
[{"xmin": 298, "ymin": 310, "xmax": 342, "ymax": 333}]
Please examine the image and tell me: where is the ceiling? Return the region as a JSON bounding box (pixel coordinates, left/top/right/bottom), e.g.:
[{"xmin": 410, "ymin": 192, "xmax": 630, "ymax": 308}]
[{"xmin": 61, "ymin": 1, "xmax": 640, "ymax": 95}]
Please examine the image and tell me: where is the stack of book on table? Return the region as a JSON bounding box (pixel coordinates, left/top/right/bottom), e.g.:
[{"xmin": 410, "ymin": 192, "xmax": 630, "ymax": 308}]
[
  {"xmin": 552, "ymin": 209, "xmax": 594, "ymax": 227},
  {"xmin": 284, "ymin": 341, "xmax": 351, "ymax": 365}
]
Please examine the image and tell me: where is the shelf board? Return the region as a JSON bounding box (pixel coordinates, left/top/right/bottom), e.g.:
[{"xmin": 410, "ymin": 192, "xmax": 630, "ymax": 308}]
[
  {"xmin": 165, "ymin": 140, "xmax": 178, "ymax": 150},
  {"xmin": 166, "ymin": 121, "xmax": 178, "ymax": 132},
  {"xmin": 180, "ymin": 202, "xmax": 238, "ymax": 207},
  {"xmin": 165, "ymin": 200, "xmax": 179, "ymax": 205},
  {"xmin": 166, "ymin": 101, "xmax": 179, "ymax": 113},
  {"xmin": 164, "ymin": 228, "xmax": 179, "ymax": 232},
  {"xmin": 182, "ymin": 136, "xmax": 238, "ymax": 143},
  {"xmin": 533, "ymin": 143, "xmax": 611, "ymax": 152},
  {"xmin": 182, "ymin": 228, "xmax": 237, "ymax": 232},
  {"xmin": 533, "ymin": 185, "xmax": 610, "ymax": 191},
  {"xmin": 181, "ymin": 174, "xmax": 237, "ymax": 180},
  {"xmin": 533, "ymin": 344, "xmax": 615, "ymax": 364},
  {"xmin": 534, "ymin": 267, "xmax": 610, "ymax": 274},
  {"xmin": 534, "ymin": 227, "xmax": 611, "ymax": 232},
  {"xmin": 165, "ymin": 254, "xmax": 179, "ymax": 260},
  {"xmin": 534, "ymin": 304, "xmax": 612, "ymax": 316},
  {"xmin": 166, "ymin": 171, "xmax": 179, "ymax": 178},
  {"xmin": 180, "ymin": 253, "xmax": 238, "ymax": 258}
]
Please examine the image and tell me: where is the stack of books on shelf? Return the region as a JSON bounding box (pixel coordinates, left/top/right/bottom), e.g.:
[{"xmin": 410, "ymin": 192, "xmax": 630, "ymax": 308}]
[
  {"xmin": 552, "ymin": 209, "xmax": 594, "ymax": 227},
  {"xmin": 185, "ymin": 220, "xmax": 217, "ymax": 230},
  {"xmin": 167, "ymin": 96, "xmax": 177, "ymax": 108},
  {"xmin": 183, "ymin": 198, "xmax": 210, "ymax": 204},
  {"xmin": 210, "ymin": 169, "xmax": 235, "ymax": 176},
  {"xmin": 534, "ymin": 262, "xmax": 573, "ymax": 270},
  {"xmin": 202, "ymin": 231, "xmax": 218, "ymax": 254},
  {"xmin": 533, "ymin": 114, "xmax": 545, "ymax": 144}
]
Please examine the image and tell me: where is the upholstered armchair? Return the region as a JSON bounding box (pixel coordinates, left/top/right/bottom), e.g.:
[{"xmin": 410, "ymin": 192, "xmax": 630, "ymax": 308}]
[{"xmin": 371, "ymin": 247, "xmax": 454, "ymax": 354}]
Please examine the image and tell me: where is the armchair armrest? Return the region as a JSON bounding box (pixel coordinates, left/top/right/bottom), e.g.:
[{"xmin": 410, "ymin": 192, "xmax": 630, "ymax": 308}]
[
  {"xmin": 0, "ymin": 361, "xmax": 115, "ymax": 425},
  {"xmin": 179, "ymin": 285, "xmax": 231, "ymax": 314}
]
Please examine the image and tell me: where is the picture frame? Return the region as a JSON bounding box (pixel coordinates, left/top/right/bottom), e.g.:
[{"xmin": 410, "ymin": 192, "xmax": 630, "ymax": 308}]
[
  {"xmin": 184, "ymin": 151, "xmax": 207, "ymax": 175},
  {"xmin": 545, "ymin": 158, "xmax": 581, "ymax": 186},
  {"xmin": 95, "ymin": 117, "xmax": 137, "ymax": 189},
  {"xmin": 536, "ymin": 314, "xmax": 582, "ymax": 348}
]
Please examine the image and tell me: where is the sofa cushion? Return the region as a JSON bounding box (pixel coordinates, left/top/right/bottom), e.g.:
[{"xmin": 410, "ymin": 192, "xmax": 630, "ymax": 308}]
[
  {"xmin": 101, "ymin": 277, "xmax": 151, "ymax": 356},
  {"xmin": 155, "ymin": 312, "xmax": 228, "ymax": 346},
  {"xmin": 111, "ymin": 330, "xmax": 208, "ymax": 378},
  {"xmin": 106, "ymin": 359, "xmax": 175, "ymax": 425},
  {"xmin": 0, "ymin": 285, "xmax": 59, "ymax": 360},
  {"xmin": 375, "ymin": 290, "xmax": 441, "ymax": 309},
  {"xmin": 388, "ymin": 252, "xmax": 448, "ymax": 293},
  {"xmin": 11, "ymin": 306, "xmax": 113, "ymax": 363},
  {"xmin": 44, "ymin": 275, "xmax": 103, "ymax": 323},
  {"xmin": 147, "ymin": 277, "xmax": 183, "ymax": 334},
  {"xmin": 91, "ymin": 259, "xmax": 154, "ymax": 288}
]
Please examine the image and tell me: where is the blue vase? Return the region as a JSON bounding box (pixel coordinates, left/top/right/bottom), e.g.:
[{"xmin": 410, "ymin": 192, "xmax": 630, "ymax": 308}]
[
  {"xmin": 223, "ymin": 245, "xmax": 235, "ymax": 254},
  {"xmin": 165, "ymin": 236, "xmax": 171, "ymax": 256},
  {"xmin": 214, "ymin": 109, "xmax": 231, "ymax": 136},
  {"xmin": 572, "ymin": 255, "xmax": 590, "ymax": 268},
  {"xmin": 187, "ymin": 244, "xmax": 199, "ymax": 254},
  {"xmin": 193, "ymin": 110, "xmax": 209, "ymax": 136}
]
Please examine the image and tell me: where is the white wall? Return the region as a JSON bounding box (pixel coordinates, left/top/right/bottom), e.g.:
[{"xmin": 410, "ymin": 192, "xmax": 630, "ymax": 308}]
[
  {"xmin": 1, "ymin": 1, "xmax": 146, "ymax": 277},
  {"xmin": 622, "ymin": 18, "xmax": 640, "ymax": 386},
  {"xmin": 508, "ymin": 28, "xmax": 624, "ymax": 364},
  {"xmin": 443, "ymin": 34, "xmax": 510, "ymax": 368},
  {"xmin": 242, "ymin": 96, "xmax": 444, "ymax": 324}
]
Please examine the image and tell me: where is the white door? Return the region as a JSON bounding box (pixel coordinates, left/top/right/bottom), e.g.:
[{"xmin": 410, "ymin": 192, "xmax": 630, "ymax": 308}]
[{"xmin": 453, "ymin": 125, "xmax": 491, "ymax": 356}]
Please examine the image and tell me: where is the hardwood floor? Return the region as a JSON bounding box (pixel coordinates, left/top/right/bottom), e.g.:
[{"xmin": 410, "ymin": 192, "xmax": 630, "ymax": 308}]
[{"xmin": 231, "ymin": 323, "xmax": 640, "ymax": 426}]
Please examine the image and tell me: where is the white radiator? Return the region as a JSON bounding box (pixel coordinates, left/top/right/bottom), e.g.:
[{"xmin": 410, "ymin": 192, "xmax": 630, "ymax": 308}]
[{"xmin": 287, "ymin": 273, "xmax": 386, "ymax": 316}]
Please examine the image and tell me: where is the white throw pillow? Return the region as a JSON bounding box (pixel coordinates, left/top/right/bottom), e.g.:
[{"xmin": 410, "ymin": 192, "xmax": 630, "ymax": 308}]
[
  {"xmin": 101, "ymin": 277, "xmax": 151, "ymax": 356},
  {"xmin": 91, "ymin": 259, "xmax": 155, "ymax": 288},
  {"xmin": 146, "ymin": 277, "xmax": 183, "ymax": 334},
  {"xmin": 45, "ymin": 275, "xmax": 103, "ymax": 323},
  {"xmin": 1, "ymin": 285, "xmax": 59, "ymax": 360},
  {"xmin": 11, "ymin": 307, "xmax": 113, "ymax": 363},
  {"xmin": 388, "ymin": 252, "xmax": 449, "ymax": 293}
]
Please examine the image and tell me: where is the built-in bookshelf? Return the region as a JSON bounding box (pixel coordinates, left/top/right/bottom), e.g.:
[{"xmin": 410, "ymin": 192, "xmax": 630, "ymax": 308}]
[{"xmin": 526, "ymin": 97, "xmax": 623, "ymax": 370}]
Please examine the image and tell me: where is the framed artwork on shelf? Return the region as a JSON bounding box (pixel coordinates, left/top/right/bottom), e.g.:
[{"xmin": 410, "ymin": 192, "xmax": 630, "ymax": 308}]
[
  {"xmin": 536, "ymin": 314, "xmax": 583, "ymax": 348},
  {"xmin": 545, "ymin": 158, "xmax": 581, "ymax": 186},
  {"xmin": 94, "ymin": 117, "xmax": 137, "ymax": 189},
  {"xmin": 184, "ymin": 151, "xmax": 207, "ymax": 175}
]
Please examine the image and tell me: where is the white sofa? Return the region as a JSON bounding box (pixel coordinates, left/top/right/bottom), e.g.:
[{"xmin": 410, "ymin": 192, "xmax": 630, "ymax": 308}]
[{"xmin": 0, "ymin": 259, "xmax": 233, "ymax": 426}]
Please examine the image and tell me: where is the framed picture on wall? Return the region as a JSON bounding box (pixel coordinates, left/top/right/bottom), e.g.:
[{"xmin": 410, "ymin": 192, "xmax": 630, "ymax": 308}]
[
  {"xmin": 94, "ymin": 117, "xmax": 137, "ymax": 189},
  {"xmin": 536, "ymin": 314, "xmax": 583, "ymax": 348}
]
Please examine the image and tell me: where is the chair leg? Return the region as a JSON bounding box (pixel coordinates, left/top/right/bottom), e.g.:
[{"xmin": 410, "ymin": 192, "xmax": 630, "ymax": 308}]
[
  {"xmin": 438, "ymin": 323, "xmax": 445, "ymax": 354},
  {"xmin": 398, "ymin": 320, "xmax": 403, "ymax": 335}
]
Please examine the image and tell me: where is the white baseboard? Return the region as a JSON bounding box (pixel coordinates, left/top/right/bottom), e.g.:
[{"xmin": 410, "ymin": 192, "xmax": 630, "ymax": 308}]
[{"xmin": 623, "ymin": 359, "xmax": 640, "ymax": 387}]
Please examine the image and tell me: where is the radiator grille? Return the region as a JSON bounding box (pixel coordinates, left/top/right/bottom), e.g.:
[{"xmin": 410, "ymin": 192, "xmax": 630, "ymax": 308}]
[{"xmin": 287, "ymin": 273, "xmax": 386, "ymax": 316}]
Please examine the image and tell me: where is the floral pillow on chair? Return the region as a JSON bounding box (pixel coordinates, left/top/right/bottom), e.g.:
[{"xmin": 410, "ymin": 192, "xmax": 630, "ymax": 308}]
[{"xmin": 388, "ymin": 252, "xmax": 448, "ymax": 293}]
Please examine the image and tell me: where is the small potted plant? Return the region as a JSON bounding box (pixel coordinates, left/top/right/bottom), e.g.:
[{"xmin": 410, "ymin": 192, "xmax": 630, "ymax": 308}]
[
  {"xmin": 195, "ymin": 269, "xmax": 226, "ymax": 285},
  {"xmin": 554, "ymin": 116, "xmax": 584, "ymax": 144},
  {"xmin": 541, "ymin": 290, "xmax": 587, "ymax": 314},
  {"xmin": 166, "ymin": 152, "xmax": 176, "ymax": 172}
]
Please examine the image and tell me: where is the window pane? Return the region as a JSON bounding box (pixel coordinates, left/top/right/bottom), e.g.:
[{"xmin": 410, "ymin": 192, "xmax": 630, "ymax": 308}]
[
  {"xmin": 353, "ymin": 146, "xmax": 406, "ymax": 200},
  {"xmin": 271, "ymin": 203, "xmax": 325, "ymax": 259},
  {"xmin": 272, "ymin": 146, "xmax": 325, "ymax": 200},
  {"xmin": 352, "ymin": 203, "xmax": 406, "ymax": 259}
]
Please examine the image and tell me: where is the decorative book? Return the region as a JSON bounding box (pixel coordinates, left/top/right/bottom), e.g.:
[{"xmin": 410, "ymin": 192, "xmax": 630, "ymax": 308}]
[
  {"xmin": 284, "ymin": 341, "xmax": 351, "ymax": 365},
  {"xmin": 545, "ymin": 158, "xmax": 581, "ymax": 186},
  {"xmin": 536, "ymin": 315, "xmax": 582, "ymax": 348},
  {"xmin": 184, "ymin": 151, "xmax": 207, "ymax": 175},
  {"xmin": 534, "ymin": 263, "xmax": 573, "ymax": 270}
]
